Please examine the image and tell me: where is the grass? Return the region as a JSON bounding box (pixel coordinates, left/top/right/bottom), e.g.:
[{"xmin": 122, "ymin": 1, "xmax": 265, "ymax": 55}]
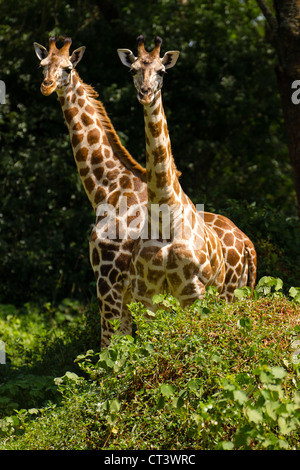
[{"xmin": 0, "ymin": 277, "xmax": 299, "ymax": 450}]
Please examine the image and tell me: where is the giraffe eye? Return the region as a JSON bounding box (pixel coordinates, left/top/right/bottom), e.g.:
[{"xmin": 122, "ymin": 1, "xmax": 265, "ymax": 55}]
[
  {"xmin": 130, "ymin": 68, "xmax": 137, "ymax": 76},
  {"xmin": 64, "ymin": 66, "xmax": 73, "ymax": 74},
  {"xmin": 157, "ymin": 69, "xmax": 166, "ymax": 77}
]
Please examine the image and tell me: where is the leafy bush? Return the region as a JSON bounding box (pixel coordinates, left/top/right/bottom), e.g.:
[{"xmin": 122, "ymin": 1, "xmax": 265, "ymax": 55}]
[
  {"xmin": 1, "ymin": 279, "xmax": 299, "ymax": 450},
  {"xmin": 0, "ymin": 299, "xmax": 99, "ymax": 421}
]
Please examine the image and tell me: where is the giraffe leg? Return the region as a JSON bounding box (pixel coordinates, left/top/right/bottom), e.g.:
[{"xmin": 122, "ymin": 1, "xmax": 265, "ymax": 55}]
[
  {"xmin": 99, "ymin": 301, "xmax": 132, "ymax": 349},
  {"xmin": 168, "ymin": 275, "xmax": 206, "ymax": 309},
  {"xmin": 97, "ymin": 279, "xmax": 132, "ymax": 349}
]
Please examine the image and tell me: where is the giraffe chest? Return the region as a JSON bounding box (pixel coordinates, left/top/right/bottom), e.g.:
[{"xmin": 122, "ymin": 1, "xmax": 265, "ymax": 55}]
[
  {"xmin": 130, "ymin": 238, "xmax": 210, "ymax": 284},
  {"xmin": 91, "ymin": 187, "xmax": 147, "ymax": 241},
  {"xmin": 130, "ymin": 220, "xmax": 225, "ymax": 300}
]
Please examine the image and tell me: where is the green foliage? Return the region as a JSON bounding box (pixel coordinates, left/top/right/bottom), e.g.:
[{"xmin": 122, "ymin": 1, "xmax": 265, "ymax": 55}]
[
  {"xmin": 1, "ymin": 283, "xmax": 299, "ymax": 450},
  {"xmin": 235, "ymin": 275, "xmax": 300, "ymax": 305},
  {"xmin": 0, "ymin": 299, "xmax": 100, "ymax": 422}
]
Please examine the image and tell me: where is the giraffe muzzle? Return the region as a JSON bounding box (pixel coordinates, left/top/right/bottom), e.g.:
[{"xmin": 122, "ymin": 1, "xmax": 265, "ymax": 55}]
[
  {"xmin": 41, "ymin": 79, "xmax": 56, "ymax": 96},
  {"xmin": 138, "ymin": 90, "xmax": 154, "ymax": 105}
]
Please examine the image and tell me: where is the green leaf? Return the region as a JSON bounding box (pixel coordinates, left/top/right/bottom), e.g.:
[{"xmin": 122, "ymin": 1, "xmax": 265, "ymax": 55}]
[
  {"xmin": 109, "ymin": 399, "xmax": 121, "ymax": 413},
  {"xmin": 278, "ymin": 439, "xmax": 289, "ymax": 449},
  {"xmin": 152, "ymin": 294, "xmax": 165, "ymax": 305},
  {"xmin": 160, "ymin": 384, "xmax": 175, "ymax": 398},
  {"xmin": 187, "ymin": 378, "xmax": 202, "ymax": 391},
  {"xmin": 109, "ymin": 318, "xmax": 121, "ymax": 331},
  {"xmin": 278, "ymin": 417, "xmax": 291, "ymax": 435},
  {"xmin": 211, "ymin": 354, "xmax": 222, "ymax": 363},
  {"xmin": 246, "ymin": 408, "xmax": 263, "ymax": 424},
  {"xmin": 234, "ymin": 287, "xmax": 252, "ymax": 299},
  {"xmin": 172, "ymin": 395, "xmax": 185, "ymax": 409},
  {"xmin": 270, "ymin": 366, "xmax": 286, "ymax": 380},
  {"xmin": 289, "ymin": 286, "xmax": 299, "ymax": 297},
  {"xmin": 255, "ymin": 276, "xmax": 283, "ymax": 296},
  {"xmin": 233, "ymin": 390, "xmax": 248, "ymax": 405},
  {"xmin": 157, "ymin": 396, "xmax": 165, "ymax": 410},
  {"xmin": 233, "ymin": 425, "xmax": 252, "ymax": 448},
  {"xmin": 107, "ymin": 414, "xmax": 118, "ymax": 426},
  {"xmin": 273, "ymin": 278, "xmax": 283, "ymax": 291},
  {"xmin": 289, "ymin": 286, "xmax": 300, "ymax": 303},
  {"xmin": 64, "ymin": 371, "xmax": 79, "ymax": 381},
  {"xmin": 238, "ymin": 317, "xmax": 252, "ymax": 329},
  {"xmin": 146, "ymin": 309, "xmax": 156, "ymax": 317},
  {"xmin": 205, "ymin": 286, "xmax": 219, "ymax": 297},
  {"xmin": 219, "ymin": 441, "xmax": 234, "ymax": 450},
  {"xmin": 265, "ymin": 401, "xmax": 280, "ymax": 421}
]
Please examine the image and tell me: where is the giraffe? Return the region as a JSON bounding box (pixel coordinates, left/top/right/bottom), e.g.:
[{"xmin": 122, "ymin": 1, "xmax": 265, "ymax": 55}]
[
  {"xmin": 118, "ymin": 35, "xmax": 257, "ymax": 304},
  {"xmin": 33, "ymin": 37, "xmax": 256, "ymax": 350},
  {"xmin": 34, "ymin": 36, "xmax": 148, "ymax": 348},
  {"xmin": 118, "ymin": 36, "xmax": 227, "ymax": 308}
]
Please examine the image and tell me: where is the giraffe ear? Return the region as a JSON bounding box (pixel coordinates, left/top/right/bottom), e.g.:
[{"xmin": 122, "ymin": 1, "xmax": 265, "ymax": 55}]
[
  {"xmin": 161, "ymin": 51, "xmax": 180, "ymax": 69},
  {"xmin": 34, "ymin": 42, "xmax": 48, "ymax": 61},
  {"xmin": 70, "ymin": 46, "xmax": 86, "ymax": 68},
  {"xmin": 117, "ymin": 49, "xmax": 137, "ymax": 68}
]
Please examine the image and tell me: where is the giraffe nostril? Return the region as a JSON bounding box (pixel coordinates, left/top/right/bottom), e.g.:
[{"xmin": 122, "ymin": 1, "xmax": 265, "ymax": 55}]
[
  {"xmin": 43, "ymin": 79, "xmax": 54, "ymax": 87},
  {"xmin": 141, "ymin": 86, "xmax": 150, "ymax": 95}
]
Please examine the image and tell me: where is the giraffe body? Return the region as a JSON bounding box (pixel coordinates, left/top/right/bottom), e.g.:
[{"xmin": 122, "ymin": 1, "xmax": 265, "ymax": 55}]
[
  {"xmin": 34, "ymin": 37, "xmax": 148, "ymax": 348},
  {"xmin": 33, "ymin": 37, "xmax": 256, "ymax": 349},
  {"xmin": 118, "ymin": 36, "xmax": 257, "ymax": 307},
  {"xmin": 118, "ymin": 37, "xmax": 226, "ymax": 308},
  {"xmin": 205, "ymin": 212, "xmax": 257, "ymax": 300}
]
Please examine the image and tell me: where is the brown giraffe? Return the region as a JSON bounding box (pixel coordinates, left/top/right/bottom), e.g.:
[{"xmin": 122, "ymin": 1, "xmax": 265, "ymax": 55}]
[
  {"xmin": 118, "ymin": 36, "xmax": 257, "ymax": 304},
  {"xmin": 34, "ymin": 37, "xmax": 148, "ymax": 348},
  {"xmin": 118, "ymin": 36, "xmax": 226, "ymax": 308},
  {"xmin": 33, "ymin": 37, "xmax": 256, "ymax": 350}
]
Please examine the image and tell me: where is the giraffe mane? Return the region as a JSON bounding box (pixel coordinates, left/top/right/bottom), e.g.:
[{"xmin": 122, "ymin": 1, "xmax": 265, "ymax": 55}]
[
  {"xmin": 76, "ymin": 73, "xmax": 147, "ymax": 182},
  {"xmin": 75, "ymin": 73, "xmax": 181, "ymax": 181}
]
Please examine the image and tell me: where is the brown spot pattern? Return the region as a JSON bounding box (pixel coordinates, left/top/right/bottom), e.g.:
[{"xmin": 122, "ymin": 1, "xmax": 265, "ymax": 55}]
[
  {"xmin": 75, "ymin": 147, "xmax": 88, "ymax": 162},
  {"xmin": 87, "ymin": 128, "xmax": 100, "ymax": 146},
  {"xmin": 81, "ymin": 112, "xmax": 94, "ymax": 127},
  {"xmin": 84, "ymin": 176, "xmax": 95, "ymax": 193},
  {"xmin": 72, "ymin": 133, "xmax": 84, "ymax": 148},
  {"xmin": 152, "ymin": 145, "xmax": 168, "ymax": 165},
  {"xmin": 85, "ymin": 104, "xmax": 95, "ymax": 115},
  {"xmin": 94, "ymin": 187, "xmax": 107, "ymax": 204},
  {"xmin": 64, "ymin": 107, "xmax": 79, "ymax": 124},
  {"xmin": 148, "ymin": 120, "xmax": 162, "ymax": 138}
]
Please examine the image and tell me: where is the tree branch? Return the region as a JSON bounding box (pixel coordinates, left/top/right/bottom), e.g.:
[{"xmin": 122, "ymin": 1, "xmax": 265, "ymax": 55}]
[{"xmin": 256, "ymin": 0, "xmax": 278, "ymax": 33}]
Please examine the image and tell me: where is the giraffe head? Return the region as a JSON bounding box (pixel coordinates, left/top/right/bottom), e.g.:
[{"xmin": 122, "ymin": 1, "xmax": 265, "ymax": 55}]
[
  {"xmin": 33, "ymin": 37, "xmax": 85, "ymax": 96},
  {"xmin": 118, "ymin": 36, "xmax": 179, "ymax": 105}
]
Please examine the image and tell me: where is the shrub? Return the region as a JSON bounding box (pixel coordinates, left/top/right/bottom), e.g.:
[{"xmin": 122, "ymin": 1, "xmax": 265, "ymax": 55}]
[{"xmin": 1, "ymin": 280, "xmax": 299, "ymax": 450}]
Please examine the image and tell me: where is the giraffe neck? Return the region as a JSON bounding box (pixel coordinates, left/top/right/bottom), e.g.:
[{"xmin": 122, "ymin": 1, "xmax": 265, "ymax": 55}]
[
  {"xmin": 143, "ymin": 91, "xmax": 181, "ymax": 206},
  {"xmin": 57, "ymin": 70, "xmax": 146, "ymax": 211}
]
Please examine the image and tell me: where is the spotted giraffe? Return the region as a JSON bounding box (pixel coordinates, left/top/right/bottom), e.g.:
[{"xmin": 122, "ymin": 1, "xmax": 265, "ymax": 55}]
[
  {"xmin": 118, "ymin": 35, "xmax": 257, "ymax": 304},
  {"xmin": 33, "ymin": 37, "xmax": 256, "ymax": 350},
  {"xmin": 34, "ymin": 37, "xmax": 148, "ymax": 348},
  {"xmin": 118, "ymin": 36, "xmax": 226, "ymax": 308}
]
